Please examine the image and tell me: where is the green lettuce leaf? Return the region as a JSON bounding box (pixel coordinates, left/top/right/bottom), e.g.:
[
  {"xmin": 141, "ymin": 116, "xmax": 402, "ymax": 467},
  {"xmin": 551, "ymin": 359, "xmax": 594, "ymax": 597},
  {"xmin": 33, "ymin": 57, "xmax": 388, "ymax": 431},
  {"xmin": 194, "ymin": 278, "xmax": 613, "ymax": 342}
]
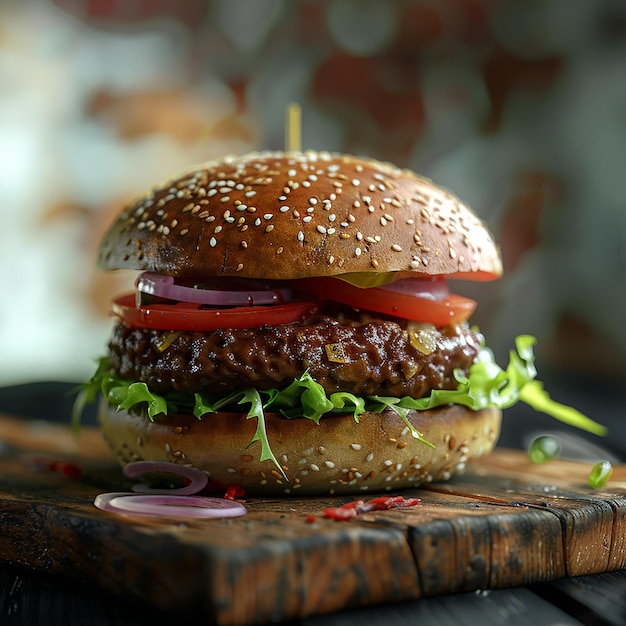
[
  {"xmin": 239, "ymin": 388, "xmax": 287, "ymax": 480},
  {"xmin": 75, "ymin": 334, "xmax": 606, "ymax": 477}
]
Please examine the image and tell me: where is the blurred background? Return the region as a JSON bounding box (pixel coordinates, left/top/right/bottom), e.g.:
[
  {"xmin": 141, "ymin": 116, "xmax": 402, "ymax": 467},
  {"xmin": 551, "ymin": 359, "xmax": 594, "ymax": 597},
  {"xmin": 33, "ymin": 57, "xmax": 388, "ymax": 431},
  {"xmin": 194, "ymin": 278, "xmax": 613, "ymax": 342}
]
[{"xmin": 0, "ymin": 0, "xmax": 624, "ymax": 450}]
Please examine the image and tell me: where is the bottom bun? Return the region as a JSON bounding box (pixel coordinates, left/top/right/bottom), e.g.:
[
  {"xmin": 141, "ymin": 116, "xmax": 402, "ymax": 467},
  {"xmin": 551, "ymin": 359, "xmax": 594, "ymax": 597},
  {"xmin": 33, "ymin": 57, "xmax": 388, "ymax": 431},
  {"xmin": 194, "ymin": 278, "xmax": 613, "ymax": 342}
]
[{"xmin": 98, "ymin": 399, "xmax": 501, "ymax": 496}]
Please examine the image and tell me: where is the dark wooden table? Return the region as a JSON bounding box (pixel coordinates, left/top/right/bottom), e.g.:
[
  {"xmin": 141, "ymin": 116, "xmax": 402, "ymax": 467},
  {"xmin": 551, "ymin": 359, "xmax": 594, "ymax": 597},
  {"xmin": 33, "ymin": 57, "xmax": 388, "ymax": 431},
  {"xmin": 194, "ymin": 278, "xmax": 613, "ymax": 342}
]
[{"xmin": 0, "ymin": 379, "xmax": 624, "ymax": 626}]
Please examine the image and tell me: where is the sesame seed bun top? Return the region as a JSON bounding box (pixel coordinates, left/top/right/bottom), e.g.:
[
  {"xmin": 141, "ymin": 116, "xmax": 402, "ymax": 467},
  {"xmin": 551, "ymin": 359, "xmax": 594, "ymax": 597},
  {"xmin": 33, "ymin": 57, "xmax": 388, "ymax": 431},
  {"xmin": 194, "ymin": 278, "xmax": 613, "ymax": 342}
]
[{"xmin": 97, "ymin": 151, "xmax": 502, "ymax": 281}]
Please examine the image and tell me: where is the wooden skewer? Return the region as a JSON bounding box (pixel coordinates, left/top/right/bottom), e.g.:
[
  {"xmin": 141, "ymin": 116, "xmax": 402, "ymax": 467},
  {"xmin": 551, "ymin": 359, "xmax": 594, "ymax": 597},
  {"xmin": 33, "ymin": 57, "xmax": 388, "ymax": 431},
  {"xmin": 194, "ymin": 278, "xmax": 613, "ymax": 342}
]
[{"xmin": 285, "ymin": 103, "xmax": 301, "ymax": 152}]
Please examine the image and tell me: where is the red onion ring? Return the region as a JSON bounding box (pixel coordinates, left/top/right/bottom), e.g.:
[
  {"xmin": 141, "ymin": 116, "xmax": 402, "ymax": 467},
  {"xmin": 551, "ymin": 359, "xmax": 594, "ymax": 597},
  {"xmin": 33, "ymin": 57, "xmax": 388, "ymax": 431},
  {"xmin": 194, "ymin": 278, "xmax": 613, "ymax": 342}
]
[
  {"xmin": 377, "ymin": 277, "xmax": 450, "ymax": 301},
  {"xmin": 94, "ymin": 492, "xmax": 247, "ymax": 519},
  {"xmin": 123, "ymin": 461, "xmax": 208, "ymax": 496},
  {"xmin": 136, "ymin": 272, "xmax": 292, "ymax": 306}
]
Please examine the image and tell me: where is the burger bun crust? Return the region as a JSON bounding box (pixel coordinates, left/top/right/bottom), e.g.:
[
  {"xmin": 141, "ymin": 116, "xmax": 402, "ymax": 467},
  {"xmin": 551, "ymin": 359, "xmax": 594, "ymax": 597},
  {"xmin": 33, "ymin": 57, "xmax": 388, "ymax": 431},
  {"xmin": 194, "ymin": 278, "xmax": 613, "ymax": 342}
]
[
  {"xmin": 97, "ymin": 151, "xmax": 502, "ymax": 282},
  {"xmin": 98, "ymin": 400, "xmax": 501, "ymax": 496}
]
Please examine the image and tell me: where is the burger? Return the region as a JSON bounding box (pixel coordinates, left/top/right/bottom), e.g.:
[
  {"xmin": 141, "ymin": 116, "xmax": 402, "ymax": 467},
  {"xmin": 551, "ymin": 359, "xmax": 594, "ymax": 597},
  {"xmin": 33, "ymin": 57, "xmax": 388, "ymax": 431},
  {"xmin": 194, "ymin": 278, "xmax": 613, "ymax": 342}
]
[{"xmin": 78, "ymin": 150, "xmax": 602, "ymax": 496}]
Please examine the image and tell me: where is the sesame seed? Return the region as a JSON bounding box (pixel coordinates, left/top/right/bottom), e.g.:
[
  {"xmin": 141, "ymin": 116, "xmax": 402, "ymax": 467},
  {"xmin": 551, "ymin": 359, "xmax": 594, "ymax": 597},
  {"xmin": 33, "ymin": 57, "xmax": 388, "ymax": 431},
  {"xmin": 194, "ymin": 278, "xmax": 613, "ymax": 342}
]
[
  {"xmin": 324, "ymin": 461, "xmax": 335, "ymax": 469},
  {"xmin": 254, "ymin": 218, "xmax": 261, "ymax": 226},
  {"xmin": 303, "ymin": 216, "xmax": 312, "ymax": 223},
  {"xmin": 302, "ymin": 180, "xmax": 311, "ymax": 187},
  {"xmin": 220, "ymin": 196, "xmax": 230, "ymax": 203},
  {"xmin": 309, "ymin": 198, "xmax": 318, "ymax": 205},
  {"xmin": 310, "ymin": 464, "xmax": 320, "ymax": 472},
  {"xmin": 317, "ymin": 225, "xmax": 327, "ymax": 234},
  {"xmin": 263, "ymin": 213, "xmax": 273, "ymax": 220},
  {"xmin": 214, "ymin": 225, "xmax": 223, "ymax": 233},
  {"xmin": 355, "ymin": 247, "xmax": 362, "ymax": 257},
  {"xmin": 209, "ymin": 237, "xmax": 217, "ymax": 247},
  {"xmin": 350, "ymin": 443, "xmax": 362, "ymax": 451},
  {"xmin": 279, "ymin": 206, "xmax": 290, "ymax": 212},
  {"xmin": 278, "ymin": 195, "xmax": 287, "ymax": 201},
  {"xmin": 392, "ymin": 244, "xmax": 403, "ymax": 252},
  {"xmin": 265, "ymin": 224, "xmax": 274, "ymax": 233},
  {"xmin": 245, "ymin": 190, "xmax": 256, "ymax": 197},
  {"xmin": 352, "ymin": 179, "xmax": 360, "ymax": 186}
]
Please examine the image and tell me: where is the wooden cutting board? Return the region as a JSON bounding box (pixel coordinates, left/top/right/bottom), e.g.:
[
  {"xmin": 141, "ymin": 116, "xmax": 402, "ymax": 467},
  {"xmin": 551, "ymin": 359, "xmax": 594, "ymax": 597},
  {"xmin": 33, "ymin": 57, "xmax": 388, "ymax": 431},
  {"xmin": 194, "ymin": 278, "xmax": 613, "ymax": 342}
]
[{"xmin": 0, "ymin": 413, "xmax": 625, "ymax": 625}]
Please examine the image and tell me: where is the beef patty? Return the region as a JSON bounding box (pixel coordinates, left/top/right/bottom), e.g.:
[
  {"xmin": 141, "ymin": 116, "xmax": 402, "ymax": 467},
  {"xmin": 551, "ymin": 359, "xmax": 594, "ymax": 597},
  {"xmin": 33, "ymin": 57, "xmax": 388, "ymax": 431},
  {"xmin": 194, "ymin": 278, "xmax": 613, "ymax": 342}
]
[{"xmin": 107, "ymin": 309, "xmax": 484, "ymax": 400}]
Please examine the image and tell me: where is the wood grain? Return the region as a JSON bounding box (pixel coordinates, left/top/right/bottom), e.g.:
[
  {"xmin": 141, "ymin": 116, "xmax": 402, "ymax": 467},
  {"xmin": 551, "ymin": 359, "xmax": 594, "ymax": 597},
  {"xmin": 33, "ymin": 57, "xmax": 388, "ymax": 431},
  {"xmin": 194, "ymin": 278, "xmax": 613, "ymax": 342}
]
[{"xmin": 0, "ymin": 414, "xmax": 624, "ymax": 625}]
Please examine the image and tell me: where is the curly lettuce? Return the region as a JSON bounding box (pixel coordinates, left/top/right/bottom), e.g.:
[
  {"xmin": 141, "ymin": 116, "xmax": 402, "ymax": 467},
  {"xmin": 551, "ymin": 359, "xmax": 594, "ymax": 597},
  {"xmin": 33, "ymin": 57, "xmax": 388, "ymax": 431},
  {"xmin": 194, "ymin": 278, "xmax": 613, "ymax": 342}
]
[{"xmin": 74, "ymin": 334, "xmax": 606, "ymax": 478}]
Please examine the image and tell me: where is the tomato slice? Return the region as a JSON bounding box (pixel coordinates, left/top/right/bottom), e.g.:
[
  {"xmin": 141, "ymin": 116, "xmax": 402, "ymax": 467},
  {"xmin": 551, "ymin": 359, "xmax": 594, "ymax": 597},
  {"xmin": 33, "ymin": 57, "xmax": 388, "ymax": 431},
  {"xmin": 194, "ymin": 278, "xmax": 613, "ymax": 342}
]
[
  {"xmin": 111, "ymin": 293, "xmax": 319, "ymax": 331},
  {"xmin": 291, "ymin": 277, "xmax": 476, "ymax": 327}
]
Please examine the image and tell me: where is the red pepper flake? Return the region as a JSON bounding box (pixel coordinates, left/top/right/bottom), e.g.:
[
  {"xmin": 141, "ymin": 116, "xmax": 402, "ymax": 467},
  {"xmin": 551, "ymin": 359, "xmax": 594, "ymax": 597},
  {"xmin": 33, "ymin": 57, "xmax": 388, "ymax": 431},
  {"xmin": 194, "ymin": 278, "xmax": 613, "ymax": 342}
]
[
  {"xmin": 305, "ymin": 515, "xmax": 317, "ymax": 523},
  {"xmin": 198, "ymin": 477, "xmax": 246, "ymax": 500},
  {"xmin": 322, "ymin": 496, "xmax": 420, "ymax": 521},
  {"xmin": 27, "ymin": 455, "xmax": 84, "ymax": 479},
  {"xmin": 56, "ymin": 462, "xmax": 84, "ymax": 480},
  {"xmin": 223, "ymin": 484, "xmax": 246, "ymax": 500}
]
